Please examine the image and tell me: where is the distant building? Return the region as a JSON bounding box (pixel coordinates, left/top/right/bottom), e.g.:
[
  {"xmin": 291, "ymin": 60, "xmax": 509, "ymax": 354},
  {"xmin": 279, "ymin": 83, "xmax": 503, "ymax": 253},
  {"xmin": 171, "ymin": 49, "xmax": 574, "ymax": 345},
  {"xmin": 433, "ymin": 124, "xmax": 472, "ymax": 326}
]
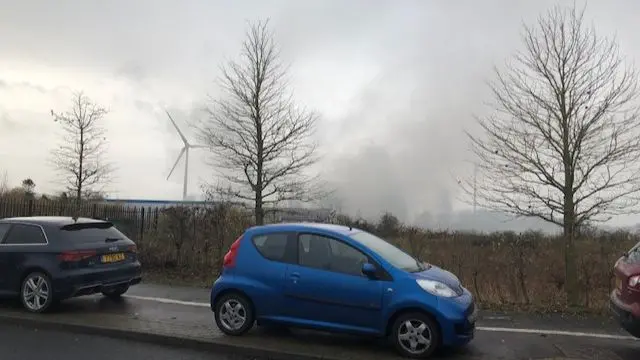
[{"xmin": 100, "ymin": 198, "xmax": 210, "ymax": 209}]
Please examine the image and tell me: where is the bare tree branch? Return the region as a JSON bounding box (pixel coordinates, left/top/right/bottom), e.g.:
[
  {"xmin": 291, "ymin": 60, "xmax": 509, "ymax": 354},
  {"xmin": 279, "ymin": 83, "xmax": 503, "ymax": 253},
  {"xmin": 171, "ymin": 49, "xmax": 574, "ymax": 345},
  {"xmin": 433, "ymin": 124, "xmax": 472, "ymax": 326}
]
[
  {"xmin": 197, "ymin": 19, "xmax": 325, "ymax": 224},
  {"xmin": 50, "ymin": 91, "xmax": 114, "ymax": 203},
  {"xmin": 463, "ymin": 5, "xmax": 640, "ymax": 227},
  {"xmin": 460, "ymin": 4, "xmax": 640, "ymax": 305}
]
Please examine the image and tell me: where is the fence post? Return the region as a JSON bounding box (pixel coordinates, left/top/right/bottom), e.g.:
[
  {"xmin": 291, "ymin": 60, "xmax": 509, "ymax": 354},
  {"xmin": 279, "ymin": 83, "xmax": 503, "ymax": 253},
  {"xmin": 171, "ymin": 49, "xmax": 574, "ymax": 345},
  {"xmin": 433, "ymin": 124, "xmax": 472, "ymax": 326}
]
[
  {"xmin": 140, "ymin": 207, "xmax": 145, "ymax": 242},
  {"xmin": 28, "ymin": 200, "xmax": 34, "ymax": 216},
  {"xmin": 92, "ymin": 204, "xmax": 97, "ymax": 218}
]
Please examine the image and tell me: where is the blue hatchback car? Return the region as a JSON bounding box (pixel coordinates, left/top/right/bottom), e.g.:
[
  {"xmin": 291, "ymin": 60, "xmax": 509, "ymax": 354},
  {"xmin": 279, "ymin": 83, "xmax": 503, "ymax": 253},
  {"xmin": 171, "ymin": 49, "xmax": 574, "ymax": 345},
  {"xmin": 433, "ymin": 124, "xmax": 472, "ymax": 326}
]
[{"xmin": 210, "ymin": 223, "xmax": 476, "ymax": 358}]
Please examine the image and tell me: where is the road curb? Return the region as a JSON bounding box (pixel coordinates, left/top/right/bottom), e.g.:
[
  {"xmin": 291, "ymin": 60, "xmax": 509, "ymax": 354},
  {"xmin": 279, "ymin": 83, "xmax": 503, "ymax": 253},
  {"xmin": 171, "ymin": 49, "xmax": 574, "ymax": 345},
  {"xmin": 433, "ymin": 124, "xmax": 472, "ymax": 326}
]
[{"xmin": 0, "ymin": 313, "xmax": 331, "ymax": 360}]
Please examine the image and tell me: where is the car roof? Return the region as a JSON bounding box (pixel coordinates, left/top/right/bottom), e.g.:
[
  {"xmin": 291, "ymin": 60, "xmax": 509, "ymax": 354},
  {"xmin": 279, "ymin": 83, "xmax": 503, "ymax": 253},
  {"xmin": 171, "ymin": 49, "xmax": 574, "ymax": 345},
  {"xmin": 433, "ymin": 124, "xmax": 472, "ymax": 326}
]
[
  {"xmin": 0, "ymin": 216, "xmax": 109, "ymax": 227},
  {"xmin": 249, "ymin": 222, "xmax": 359, "ymax": 235}
]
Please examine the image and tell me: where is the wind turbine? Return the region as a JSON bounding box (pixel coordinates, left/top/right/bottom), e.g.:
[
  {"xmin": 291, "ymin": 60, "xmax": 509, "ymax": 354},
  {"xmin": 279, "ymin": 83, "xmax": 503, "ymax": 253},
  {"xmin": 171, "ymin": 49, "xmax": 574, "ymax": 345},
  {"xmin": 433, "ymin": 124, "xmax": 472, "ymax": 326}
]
[{"xmin": 165, "ymin": 110, "xmax": 207, "ymax": 201}]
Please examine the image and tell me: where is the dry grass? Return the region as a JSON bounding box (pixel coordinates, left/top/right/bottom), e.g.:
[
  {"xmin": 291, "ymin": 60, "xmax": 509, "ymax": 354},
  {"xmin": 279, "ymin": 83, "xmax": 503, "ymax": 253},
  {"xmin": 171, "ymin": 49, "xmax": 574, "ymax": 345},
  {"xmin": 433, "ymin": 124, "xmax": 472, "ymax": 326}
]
[{"xmin": 405, "ymin": 232, "xmax": 633, "ymax": 314}]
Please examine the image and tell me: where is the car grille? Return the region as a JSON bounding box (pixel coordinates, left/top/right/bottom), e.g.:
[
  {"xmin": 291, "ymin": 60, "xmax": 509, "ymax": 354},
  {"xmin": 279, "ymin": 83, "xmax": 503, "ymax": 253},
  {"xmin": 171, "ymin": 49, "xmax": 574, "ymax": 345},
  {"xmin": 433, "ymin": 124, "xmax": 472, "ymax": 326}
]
[{"xmin": 455, "ymin": 321, "xmax": 476, "ymax": 335}]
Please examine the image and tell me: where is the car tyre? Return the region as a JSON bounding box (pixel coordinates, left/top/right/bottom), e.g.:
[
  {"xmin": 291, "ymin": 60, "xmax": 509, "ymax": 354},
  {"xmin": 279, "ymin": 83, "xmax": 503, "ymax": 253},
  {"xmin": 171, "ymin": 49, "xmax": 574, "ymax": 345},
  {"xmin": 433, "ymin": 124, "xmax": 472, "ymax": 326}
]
[
  {"xmin": 20, "ymin": 272, "xmax": 54, "ymax": 314},
  {"xmin": 101, "ymin": 285, "xmax": 130, "ymax": 300},
  {"xmin": 391, "ymin": 312, "xmax": 440, "ymax": 359},
  {"xmin": 214, "ymin": 292, "xmax": 254, "ymax": 336}
]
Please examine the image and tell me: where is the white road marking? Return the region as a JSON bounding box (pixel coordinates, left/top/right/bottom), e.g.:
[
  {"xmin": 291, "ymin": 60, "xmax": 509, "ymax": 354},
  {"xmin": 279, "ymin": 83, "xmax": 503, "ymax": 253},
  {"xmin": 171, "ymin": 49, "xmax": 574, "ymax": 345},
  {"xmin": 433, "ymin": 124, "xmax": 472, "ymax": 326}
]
[
  {"xmin": 123, "ymin": 294, "xmax": 639, "ymax": 341},
  {"xmin": 124, "ymin": 295, "xmax": 209, "ymax": 307},
  {"xmin": 482, "ymin": 316, "xmax": 511, "ymax": 320},
  {"xmin": 476, "ymin": 326, "xmax": 638, "ymax": 341}
]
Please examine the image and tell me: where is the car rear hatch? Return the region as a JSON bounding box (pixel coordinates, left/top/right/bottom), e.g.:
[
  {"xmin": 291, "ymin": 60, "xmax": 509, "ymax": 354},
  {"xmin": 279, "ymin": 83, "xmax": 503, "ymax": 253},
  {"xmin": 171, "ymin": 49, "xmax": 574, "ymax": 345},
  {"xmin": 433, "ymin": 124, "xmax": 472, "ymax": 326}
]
[{"xmin": 57, "ymin": 221, "xmax": 137, "ymax": 268}]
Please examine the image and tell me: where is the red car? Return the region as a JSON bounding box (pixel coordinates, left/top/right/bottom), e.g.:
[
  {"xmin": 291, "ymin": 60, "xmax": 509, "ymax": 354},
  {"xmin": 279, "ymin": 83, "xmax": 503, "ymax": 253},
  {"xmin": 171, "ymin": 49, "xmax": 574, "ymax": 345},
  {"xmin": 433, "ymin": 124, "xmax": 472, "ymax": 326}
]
[{"xmin": 610, "ymin": 242, "xmax": 640, "ymax": 337}]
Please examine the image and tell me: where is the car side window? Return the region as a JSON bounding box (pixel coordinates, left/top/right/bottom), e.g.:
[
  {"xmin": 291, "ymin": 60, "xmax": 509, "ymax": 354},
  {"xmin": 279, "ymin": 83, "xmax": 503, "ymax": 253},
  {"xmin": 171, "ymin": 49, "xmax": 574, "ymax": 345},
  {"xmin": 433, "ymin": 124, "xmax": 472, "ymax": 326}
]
[
  {"xmin": 0, "ymin": 223, "xmax": 10, "ymax": 243},
  {"xmin": 298, "ymin": 233, "xmax": 368, "ymax": 277},
  {"xmin": 252, "ymin": 232, "xmax": 295, "ymax": 263},
  {"xmin": 3, "ymin": 224, "xmax": 47, "ymax": 245}
]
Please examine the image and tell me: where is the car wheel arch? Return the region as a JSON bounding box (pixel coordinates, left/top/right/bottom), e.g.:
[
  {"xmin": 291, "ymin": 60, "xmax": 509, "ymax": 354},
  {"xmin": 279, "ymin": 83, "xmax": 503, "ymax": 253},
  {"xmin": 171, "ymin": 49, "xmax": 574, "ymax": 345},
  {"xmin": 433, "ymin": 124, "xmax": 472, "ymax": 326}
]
[
  {"xmin": 18, "ymin": 267, "xmax": 53, "ymax": 292},
  {"xmin": 385, "ymin": 307, "xmax": 442, "ymax": 341}
]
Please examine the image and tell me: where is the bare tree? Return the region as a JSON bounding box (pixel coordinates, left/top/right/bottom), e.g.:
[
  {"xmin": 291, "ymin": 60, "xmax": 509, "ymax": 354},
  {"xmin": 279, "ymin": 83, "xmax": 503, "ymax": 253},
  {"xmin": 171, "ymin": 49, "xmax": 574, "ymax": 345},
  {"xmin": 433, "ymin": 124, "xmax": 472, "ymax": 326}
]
[
  {"xmin": 0, "ymin": 170, "xmax": 9, "ymax": 197},
  {"xmin": 198, "ymin": 19, "xmax": 321, "ymax": 225},
  {"xmin": 51, "ymin": 92, "xmax": 113, "ymax": 203},
  {"xmin": 21, "ymin": 178, "xmax": 36, "ymax": 199},
  {"xmin": 462, "ymin": 5, "xmax": 640, "ymax": 305}
]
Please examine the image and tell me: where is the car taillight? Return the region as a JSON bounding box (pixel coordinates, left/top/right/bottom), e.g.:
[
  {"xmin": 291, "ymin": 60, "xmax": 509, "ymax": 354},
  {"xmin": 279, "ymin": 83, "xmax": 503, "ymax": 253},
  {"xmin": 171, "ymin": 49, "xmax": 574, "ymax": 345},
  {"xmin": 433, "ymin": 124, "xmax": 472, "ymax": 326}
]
[
  {"xmin": 223, "ymin": 236, "xmax": 242, "ymax": 268},
  {"xmin": 57, "ymin": 250, "xmax": 97, "ymax": 262},
  {"xmin": 629, "ymin": 275, "xmax": 640, "ymax": 288}
]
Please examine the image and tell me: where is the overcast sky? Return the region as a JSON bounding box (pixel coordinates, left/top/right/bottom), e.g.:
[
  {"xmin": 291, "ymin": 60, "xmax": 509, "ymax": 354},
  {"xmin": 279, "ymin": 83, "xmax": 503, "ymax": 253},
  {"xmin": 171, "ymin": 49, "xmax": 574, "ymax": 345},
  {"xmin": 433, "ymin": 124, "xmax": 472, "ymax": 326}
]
[{"xmin": 1, "ymin": 0, "xmax": 640, "ymax": 225}]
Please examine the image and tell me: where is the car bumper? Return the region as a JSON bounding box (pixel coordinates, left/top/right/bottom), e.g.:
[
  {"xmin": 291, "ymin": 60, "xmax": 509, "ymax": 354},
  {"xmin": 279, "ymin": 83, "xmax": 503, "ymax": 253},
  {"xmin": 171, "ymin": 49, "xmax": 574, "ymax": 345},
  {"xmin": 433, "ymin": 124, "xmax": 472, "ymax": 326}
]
[
  {"xmin": 444, "ymin": 303, "xmax": 476, "ymax": 346},
  {"xmin": 609, "ymin": 291, "xmax": 640, "ymax": 337},
  {"xmin": 210, "ymin": 276, "xmax": 224, "ymax": 310},
  {"xmin": 437, "ymin": 291, "xmax": 477, "ymax": 346},
  {"xmin": 54, "ymin": 261, "xmax": 142, "ymax": 298}
]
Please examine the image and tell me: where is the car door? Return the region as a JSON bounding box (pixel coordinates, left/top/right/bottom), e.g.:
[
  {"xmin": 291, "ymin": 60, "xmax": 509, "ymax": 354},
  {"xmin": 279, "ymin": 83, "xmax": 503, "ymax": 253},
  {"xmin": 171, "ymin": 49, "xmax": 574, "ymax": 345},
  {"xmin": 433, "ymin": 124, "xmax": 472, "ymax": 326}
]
[
  {"xmin": 0, "ymin": 223, "xmax": 49, "ymax": 294},
  {"xmin": 0, "ymin": 223, "xmax": 12, "ymax": 294},
  {"xmin": 248, "ymin": 231, "xmax": 297, "ymax": 319},
  {"xmin": 283, "ymin": 232, "xmax": 384, "ymax": 332}
]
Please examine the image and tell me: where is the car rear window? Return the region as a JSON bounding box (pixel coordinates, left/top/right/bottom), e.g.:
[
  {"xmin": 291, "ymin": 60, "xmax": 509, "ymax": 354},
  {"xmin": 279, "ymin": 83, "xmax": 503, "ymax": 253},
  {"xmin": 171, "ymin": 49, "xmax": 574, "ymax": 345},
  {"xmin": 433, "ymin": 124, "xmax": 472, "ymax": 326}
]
[
  {"xmin": 252, "ymin": 232, "xmax": 295, "ymax": 263},
  {"xmin": 60, "ymin": 222, "xmax": 126, "ymax": 243}
]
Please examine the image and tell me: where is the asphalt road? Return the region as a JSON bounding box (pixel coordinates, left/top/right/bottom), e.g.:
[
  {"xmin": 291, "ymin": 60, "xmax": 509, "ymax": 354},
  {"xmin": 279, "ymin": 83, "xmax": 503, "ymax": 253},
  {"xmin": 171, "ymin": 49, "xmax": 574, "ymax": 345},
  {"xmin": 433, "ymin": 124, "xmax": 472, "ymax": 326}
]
[
  {"xmin": 0, "ymin": 322, "xmax": 260, "ymax": 360},
  {"xmin": 1, "ymin": 282, "xmax": 640, "ymax": 359}
]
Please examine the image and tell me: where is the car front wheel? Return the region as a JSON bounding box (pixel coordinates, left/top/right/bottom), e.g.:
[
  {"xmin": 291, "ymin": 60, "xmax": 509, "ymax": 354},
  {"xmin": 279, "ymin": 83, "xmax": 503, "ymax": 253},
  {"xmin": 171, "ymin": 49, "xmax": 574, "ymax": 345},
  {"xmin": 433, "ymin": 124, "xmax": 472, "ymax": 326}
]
[
  {"xmin": 214, "ymin": 292, "xmax": 254, "ymax": 336},
  {"xmin": 20, "ymin": 272, "xmax": 54, "ymax": 313},
  {"xmin": 391, "ymin": 312, "xmax": 440, "ymax": 358}
]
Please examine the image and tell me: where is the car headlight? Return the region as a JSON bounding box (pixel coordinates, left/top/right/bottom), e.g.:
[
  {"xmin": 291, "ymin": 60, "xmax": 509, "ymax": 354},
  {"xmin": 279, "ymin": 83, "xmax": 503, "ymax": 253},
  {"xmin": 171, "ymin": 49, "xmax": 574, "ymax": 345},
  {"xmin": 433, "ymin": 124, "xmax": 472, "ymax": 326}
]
[{"xmin": 416, "ymin": 279, "xmax": 457, "ymax": 298}]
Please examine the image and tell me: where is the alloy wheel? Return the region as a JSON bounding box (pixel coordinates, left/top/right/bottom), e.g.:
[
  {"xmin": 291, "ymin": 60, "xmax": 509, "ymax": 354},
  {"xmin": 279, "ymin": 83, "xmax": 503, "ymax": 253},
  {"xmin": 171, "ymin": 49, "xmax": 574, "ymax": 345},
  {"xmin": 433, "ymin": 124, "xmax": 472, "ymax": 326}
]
[
  {"xmin": 218, "ymin": 299, "xmax": 247, "ymax": 331},
  {"xmin": 397, "ymin": 319, "xmax": 432, "ymax": 355},
  {"xmin": 22, "ymin": 274, "xmax": 50, "ymax": 312}
]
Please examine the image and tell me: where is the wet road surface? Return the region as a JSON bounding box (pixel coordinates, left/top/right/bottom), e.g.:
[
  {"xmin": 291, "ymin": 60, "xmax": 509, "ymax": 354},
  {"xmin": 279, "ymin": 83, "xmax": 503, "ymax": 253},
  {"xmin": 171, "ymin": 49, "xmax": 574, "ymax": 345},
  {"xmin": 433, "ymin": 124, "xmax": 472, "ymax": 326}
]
[
  {"xmin": 0, "ymin": 322, "xmax": 255, "ymax": 360},
  {"xmin": 0, "ymin": 282, "xmax": 637, "ymax": 359}
]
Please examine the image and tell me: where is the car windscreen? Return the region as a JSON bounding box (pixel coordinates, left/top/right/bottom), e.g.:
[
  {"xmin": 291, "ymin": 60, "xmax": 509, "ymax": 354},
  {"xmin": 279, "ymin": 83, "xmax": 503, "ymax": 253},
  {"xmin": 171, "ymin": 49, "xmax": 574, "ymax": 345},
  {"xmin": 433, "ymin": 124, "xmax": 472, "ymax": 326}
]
[
  {"xmin": 59, "ymin": 222, "xmax": 127, "ymax": 243},
  {"xmin": 350, "ymin": 231, "xmax": 424, "ymax": 272}
]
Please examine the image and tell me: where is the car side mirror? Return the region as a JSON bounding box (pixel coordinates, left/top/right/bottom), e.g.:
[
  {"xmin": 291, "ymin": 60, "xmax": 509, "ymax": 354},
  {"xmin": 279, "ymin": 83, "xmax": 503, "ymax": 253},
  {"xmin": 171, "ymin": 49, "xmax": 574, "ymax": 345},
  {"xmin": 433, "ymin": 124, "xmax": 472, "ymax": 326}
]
[{"xmin": 362, "ymin": 263, "xmax": 377, "ymax": 279}]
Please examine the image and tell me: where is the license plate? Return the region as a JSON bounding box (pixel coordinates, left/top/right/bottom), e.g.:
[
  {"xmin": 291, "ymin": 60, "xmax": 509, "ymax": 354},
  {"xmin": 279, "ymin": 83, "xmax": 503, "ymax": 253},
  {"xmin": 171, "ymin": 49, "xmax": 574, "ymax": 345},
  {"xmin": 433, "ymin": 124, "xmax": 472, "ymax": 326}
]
[{"xmin": 101, "ymin": 253, "xmax": 125, "ymax": 263}]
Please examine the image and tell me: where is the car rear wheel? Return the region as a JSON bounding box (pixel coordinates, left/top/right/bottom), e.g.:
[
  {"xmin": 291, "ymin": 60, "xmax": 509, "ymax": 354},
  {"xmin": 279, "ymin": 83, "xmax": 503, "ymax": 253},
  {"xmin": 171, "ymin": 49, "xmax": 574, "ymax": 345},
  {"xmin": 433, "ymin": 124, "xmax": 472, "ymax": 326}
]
[
  {"xmin": 391, "ymin": 312, "xmax": 440, "ymax": 358},
  {"xmin": 101, "ymin": 284, "xmax": 129, "ymax": 300},
  {"xmin": 20, "ymin": 272, "xmax": 54, "ymax": 313},
  {"xmin": 214, "ymin": 292, "xmax": 254, "ymax": 336}
]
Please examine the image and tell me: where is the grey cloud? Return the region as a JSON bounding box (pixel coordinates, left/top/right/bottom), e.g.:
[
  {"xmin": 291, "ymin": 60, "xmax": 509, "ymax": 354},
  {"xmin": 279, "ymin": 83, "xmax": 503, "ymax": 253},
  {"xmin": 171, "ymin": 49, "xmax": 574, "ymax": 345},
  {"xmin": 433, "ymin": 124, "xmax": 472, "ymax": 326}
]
[
  {"xmin": 1, "ymin": 0, "xmax": 639, "ymax": 229},
  {"xmin": 0, "ymin": 80, "xmax": 47, "ymax": 93}
]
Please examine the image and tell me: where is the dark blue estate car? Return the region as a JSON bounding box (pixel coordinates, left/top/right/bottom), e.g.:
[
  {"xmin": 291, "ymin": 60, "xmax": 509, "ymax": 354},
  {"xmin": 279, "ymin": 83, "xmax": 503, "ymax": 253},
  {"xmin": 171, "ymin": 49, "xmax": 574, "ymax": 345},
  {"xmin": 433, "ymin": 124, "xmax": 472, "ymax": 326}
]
[
  {"xmin": 210, "ymin": 223, "xmax": 476, "ymax": 359},
  {"xmin": 0, "ymin": 216, "xmax": 142, "ymax": 313}
]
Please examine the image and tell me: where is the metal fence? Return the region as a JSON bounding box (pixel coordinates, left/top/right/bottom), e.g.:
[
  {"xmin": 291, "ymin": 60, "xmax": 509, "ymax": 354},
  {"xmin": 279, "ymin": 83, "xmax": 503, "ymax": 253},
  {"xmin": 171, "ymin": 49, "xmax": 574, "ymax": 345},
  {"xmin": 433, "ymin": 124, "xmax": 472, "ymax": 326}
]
[
  {"xmin": 0, "ymin": 197, "xmax": 335, "ymax": 241},
  {"xmin": 0, "ymin": 197, "xmax": 161, "ymax": 241}
]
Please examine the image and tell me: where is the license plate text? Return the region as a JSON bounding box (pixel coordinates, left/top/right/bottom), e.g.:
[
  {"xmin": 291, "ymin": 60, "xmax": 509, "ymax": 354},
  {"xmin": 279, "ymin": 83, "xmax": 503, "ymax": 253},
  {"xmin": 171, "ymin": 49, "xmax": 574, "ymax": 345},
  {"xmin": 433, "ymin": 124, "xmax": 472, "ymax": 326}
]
[{"xmin": 101, "ymin": 253, "xmax": 125, "ymax": 263}]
